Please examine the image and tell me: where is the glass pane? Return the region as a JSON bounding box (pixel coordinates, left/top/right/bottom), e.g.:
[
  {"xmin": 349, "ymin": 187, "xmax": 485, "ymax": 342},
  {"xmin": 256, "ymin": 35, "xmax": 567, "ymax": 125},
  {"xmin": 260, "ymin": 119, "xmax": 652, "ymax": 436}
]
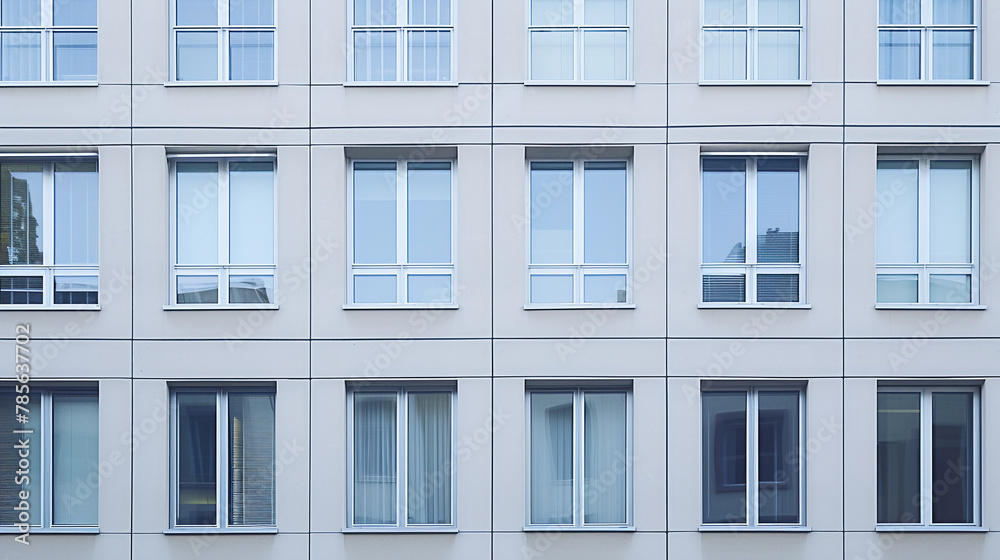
[
  {"xmin": 929, "ymin": 161, "xmax": 972, "ymax": 263},
  {"xmin": 407, "ymin": 392, "xmax": 452, "ymax": 525},
  {"xmin": 54, "ymin": 275, "xmax": 99, "ymax": 305},
  {"xmin": 531, "ymin": 0, "xmax": 573, "ymax": 25},
  {"xmin": 176, "ymin": 0, "xmax": 218, "ymax": 25},
  {"xmin": 1, "ymin": 32, "xmax": 41, "ymax": 81},
  {"xmin": 0, "ymin": 276, "xmax": 42, "ymax": 304},
  {"xmin": 53, "ymin": 32, "xmax": 97, "ymax": 81},
  {"xmin": 757, "ymin": 274, "xmax": 799, "ymax": 303},
  {"xmin": 229, "ymin": 275, "xmax": 274, "ymax": 304},
  {"xmin": 176, "ymin": 31, "xmax": 219, "ymax": 81},
  {"xmin": 530, "ymin": 162, "xmax": 574, "ymax": 264},
  {"xmin": 354, "ymin": 162, "xmax": 397, "ymax": 264},
  {"xmin": 583, "ymin": 30, "xmax": 627, "ymax": 81},
  {"xmin": 530, "ymin": 30, "xmax": 574, "ymax": 80},
  {"xmin": 879, "ymin": 0, "xmax": 920, "ymax": 24},
  {"xmin": 703, "ymin": 392, "xmax": 747, "ymax": 524},
  {"xmin": 703, "ymin": 275, "xmax": 746, "ymax": 303},
  {"xmin": 407, "ymin": 274, "xmax": 452, "ymax": 304},
  {"xmin": 230, "ymin": 0, "xmax": 273, "ymax": 25},
  {"xmin": 1, "ymin": 162, "xmax": 44, "ymax": 265},
  {"xmin": 932, "ymin": 30, "xmax": 973, "ymax": 80},
  {"xmin": 932, "ymin": 392, "xmax": 974, "ymax": 524},
  {"xmin": 354, "ymin": 393, "xmax": 397, "ymax": 525},
  {"xmin": 757, "ymin": 31, "xmax": 799, "ymax": 80},
  {"xmin": 876, "ymin": 160, "xmax": 918, "ymax": 264},
  {"xmin": 934, "ymin": 0, "xmax": 973, "ymax": 24},
  {"xmin": 355, "ymin": 0, "xmax": 397, "ymax": 25},
  {"xmin": 530, "ymin": 392, "xmax": 574, "ymax": 525},
  {"xmin": 229, "ymin": 161, "xmax": 274, "ymax": 264},
  {"xmin": 704, "ymin": 0, "xmax": 747, "ymax": 25},
  {"xmin": 409, "ymin": 0, "xmax": 449, "ymax": 25},
  {"xmin": 54, "ymin": 161, "xmax": 99, "ymax": 265},
  {"xmin": 229, "ymin": 31, "xmax": 274, "ymax": 80},
  {"xmin": 703, "ymin": 159, "xmax": 746, "ymax": 263},
  {"xmin": 584, "ymin": 0, "xmax": 626, "ymax": 25},
  {"xmin": 757, "ymin": 158, "xmax": 799, "ymax": 263},
  {"xmin": 757, "ymin": 392, "xmax": 800, "ymax": 524},
  {"xmin": 758, "ymin": 0, "xmax": 798, "ymax": 25},
  {"xmin": 1, "ymin": 0, "xmax": 40, "ymax": 25},
  {"xmin": 354, "ymin": 275, "xmax": 397, "ymax": 304},
  {"xmin": 583, "ymin": 161, "xmax": 626, "ymax": 263},
  {"xmin": 176, "ymin": 393, "xmax": 217, "ymax": 526},
  {"xmin": 176, "ymin": 161, "xmax": 219, "ymax": 264},
  {"xmin": 583, "ymin": 274, "xmax": 627, "ymax": 304},
  {"xmin": 929, "ymin": 274, "xmax": 971, "ymax": 304},
  {"xmin": 408, "ymin": 30, "xmax": 451, "ymax": 81},
  {"xmin": 530, "ymin": 274, "xmax": 574, "ymax": 304},
  {"xmin": 876, "ymin": 274, "xmax": 919, "ymax": 303},
  {"xmin": 703, "ymin": 30, "xmax": 747, "ymax": 80},
  {"xmin": 228, "ymin": 393, "xmax": 275, "ymax": 526},
  {"xmin": 879, "ymin": 30, "xmax": 921, "ymax": 80},
  {"xmin": 0, "ymin": 389, "xmax": 41, "ymax": 524},
  {"xmin": 407, "ymin": 162, "xmax": 451, "ymax": 263},
  {"xmin": 584, "ymin": 392, "xmax": 627, "ymax": 524},
  {"xmin": 177, "ymin": 275, "xmax": 219, "ymax": 304},
  {"xmin": 354, "ymin": 30, "xmax": 397, "ymax": 81},
  {"xmin": 53, "ymin": 0, "xmax": 97, "ymax": 26},
  {"xmin": 877, "ymin": 392, "xmax": 921, "ymax": 524}
]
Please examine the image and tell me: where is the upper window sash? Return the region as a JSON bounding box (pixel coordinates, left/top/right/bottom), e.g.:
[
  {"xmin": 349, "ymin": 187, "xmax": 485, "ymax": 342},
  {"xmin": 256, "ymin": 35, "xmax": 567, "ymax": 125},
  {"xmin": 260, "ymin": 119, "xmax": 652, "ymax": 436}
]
[
  {"xmin": 0, "ymin": 0, "xmax": 98, "ymax": 82},
  {"xmin": 877, "ymin": 0, "xmax": 979, "ymax": 80},
  {"xmin": 527, "ymin": 0, "xmax": 632, "ymax": 82},
  {"xmin": 349, "ymin": 0, "xmax": 455, "ymax": 82},
  {"xmin": 171, "ymin": 0, "xmax": 276, "ymax": 82},
  {"xmin": 701, "ymin": 0, "xmax": 804, "ymax": 81}
]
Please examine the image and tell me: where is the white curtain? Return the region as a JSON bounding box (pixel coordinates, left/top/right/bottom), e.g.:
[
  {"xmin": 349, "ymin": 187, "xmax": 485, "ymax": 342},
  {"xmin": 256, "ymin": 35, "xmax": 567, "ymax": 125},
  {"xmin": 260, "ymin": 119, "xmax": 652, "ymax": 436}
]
[
  {"xmin": 52, "ymin": 394, "xmax": 99, "ymax": 526},
  {"xmin": 228, "ymin": 393, "xmax": 275, "ymax": 526},
  {"xmin": 583, "ymin": 392, "xmax": 626, "ymax": 524},
  {"xmin": 530, "ymin": 392, "xmax": 573, "ymax": 524},
  {"xmin": 406, "ymin": 392, "xmax": 451, "ymax": 524},
  {"xmin": 354, "ymin": 393, "xmax": 397, "ymax": 525}
]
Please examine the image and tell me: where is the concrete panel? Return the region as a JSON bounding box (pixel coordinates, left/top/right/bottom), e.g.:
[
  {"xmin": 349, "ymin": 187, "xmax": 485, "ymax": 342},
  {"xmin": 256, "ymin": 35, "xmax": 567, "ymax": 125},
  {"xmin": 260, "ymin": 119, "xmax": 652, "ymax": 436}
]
[
  {"xmin": 133, "ymin": 340, "xmax": 310, "ymax": 379},
  {"xmin": 667, "ymin": 338, "xmax": 843, "ymax": 378},
  {"xmin": 311, "ymin": 340, "xmax": 492, "ymax": 378},
  {"xmin": 495, "ymin": 339, "xmax": 666, "ymax": 377}
]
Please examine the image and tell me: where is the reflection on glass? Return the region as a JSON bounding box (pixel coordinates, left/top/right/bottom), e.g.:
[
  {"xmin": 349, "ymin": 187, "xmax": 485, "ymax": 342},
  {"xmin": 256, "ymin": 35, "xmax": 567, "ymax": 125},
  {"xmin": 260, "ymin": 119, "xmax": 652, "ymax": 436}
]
[
  {"xmin": 530, "ymin": 392, "xmax": 573, "ymax": 524},
  {"xmin": 877, "ymin": 392, "xmax": 921, "ymax": 524},
  {"xmin": 176, "ymin": 393, "xmax": 217, "ymax": 526},
  {"xmin": 703, "ymin": 392, "xmax": 747, "ymax": 524}
]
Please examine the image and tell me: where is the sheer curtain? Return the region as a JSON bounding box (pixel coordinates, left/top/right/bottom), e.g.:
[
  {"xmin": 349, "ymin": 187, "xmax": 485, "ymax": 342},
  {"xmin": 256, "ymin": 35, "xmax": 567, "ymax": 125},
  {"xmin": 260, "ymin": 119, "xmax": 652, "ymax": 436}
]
[
  {"xmin": 228, "ymin": 393, "xmax": 275, "ymax": 526},
  {"xmin": 407, "ymin": 392, "xmax": 451, "ymax": 524},
  {"xmin": 354, "ymin": 393, "xmax": 397, "ymax": 525},
  {"xmin": 52, "ymin": 394, "xmax": 99, "ymax": 526},
  {"xmin": 530, "ymin": 392, "xmax": 573, "ymax": 524},
  {"xmin": 583, "ymin": 392, "xmax": 626, "ymax": 524}
]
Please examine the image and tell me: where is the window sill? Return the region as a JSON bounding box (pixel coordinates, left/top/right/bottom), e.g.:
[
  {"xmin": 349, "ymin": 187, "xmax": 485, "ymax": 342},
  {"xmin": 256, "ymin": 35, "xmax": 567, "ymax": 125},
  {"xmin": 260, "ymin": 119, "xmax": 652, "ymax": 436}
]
[
  {"xmin": 163, "ymin": 304, "xmax": 279, "ymax": 311},
  {"xmin": 698, "ymin": 80, "xmax": 813, "ymax": 86},
  {"xmin": 0, "ymin": 81, "xmax": 98, "ymax": 87},
  {"xmin": 875, "ymin": 80, "xmax": 990, "ymax": 86},
  {"xmin": 344, "ymin": 81, "xmax": 459, "ymax": 87},
  {"xmin": 875, "ymin": 525, "xmax": 988, "ymax": 533},
  {"xmin": 164, "ymin": 527, "xmax": 278, "ymax": 534},
  {"xmin": 699, "ymin": 525, "xmax": 811, "ymax": 532},
  {"xmin": 343, "ymin": 526, "xmax": 459, "ymax": 533},
  {"xmin": 875, "ymin": 304, "xmax": 986, "ymax": 311},
  {"xmin": 0, "ymin": 304, "xmax": 100, "ymax": 311},
  {"xmin": 0, "ymin": 527, "xmax": 99, "ymax": 534},
  {"xmin": 523, "ymin": 525, "xmax": 635, "ymax": 532},
  {"xmin": 524, "ymin": 80, "xmax": 636, "ymax": 87},
  {"xmin": 343, "ymin": 303, "xmax": 459, "ymax": 310},
  {"xmin": 698, "ymin": 303, "xmax": 811, "ymax": 309},
  {"xmin": 523, "ymin": 304, "xmax": 636, "ymax": 311},
  {"xmin": 163, "ymin": 81, "xmax": 279, "ymax": 87}
]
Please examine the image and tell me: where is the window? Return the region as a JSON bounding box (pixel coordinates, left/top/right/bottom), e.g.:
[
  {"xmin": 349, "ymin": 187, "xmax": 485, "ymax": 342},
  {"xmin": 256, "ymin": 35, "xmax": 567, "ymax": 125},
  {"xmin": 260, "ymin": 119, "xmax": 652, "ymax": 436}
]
[
  {"xmin": 350, "ymin": 0, "xmax": 453, "ymax": 82},
  {"xmin": 878, "ymin": 0, "xmax": 978, "ymax": 80},
  {"xmin": 348, "ymin": 387, "xmax": 455, "ymax": 529},
  {"xmin": 171, "ymin": 388, "xmax": 275, "ymax": 529},
  {"xmin": 172, "ymin": 0, "xmax": 274, "ymax": 82},
  {"xmin": 702, "ymin": 388, "xmax": 803, "ymax": 527},
  {"xmin": 876, "ymin": 155, "xmax": 978, "ymax": 305},
  {"xmin": 877, "ymin": 387, "xmax": 979, "ymax": 526},
  {"xmin": 702, "ymin": 0, "xmax": 803, "ymax": 81},
  {"xmin": 349, "ymin": 160, "xmax": 454, "ymax": 306},
  {"xmin": 702, "ymin": 156, "xmax": 803, "ymax": 305},
  {"xmin": 169, "ymin": 156, "xmax": 275, "ymax": 306},
  {"xmin": 528, "ymin": 160, "xmax": 630, "ymax": 306},
  {"xmin": 528, "ymin": 0, "xmax": 631, "ymax": 81},
  {"xmin": 0, "ymin": 387, "xmax": 99, "ymax": 529},
  {"xmin": 0, "ymin": 157, "xmax": 98, "ymax": 306},
  {"xmin": 0, "ymin": 0, "xmax": 97, "ymax": 82},
  {"xmin": 527, "ymin": 388, "xmax": 631, "ymax": 528}
]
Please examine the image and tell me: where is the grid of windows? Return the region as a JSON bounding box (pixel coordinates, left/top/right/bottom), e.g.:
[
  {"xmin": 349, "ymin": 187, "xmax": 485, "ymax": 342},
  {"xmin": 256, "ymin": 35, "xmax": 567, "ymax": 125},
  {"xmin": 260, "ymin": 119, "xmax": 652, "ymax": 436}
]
[
  {"xmin": 172, "ymin": 0, "xmax": 275, "ymax": 81},
  {"xmin": 0, "ymin": 0, "xmax": 97, "ymax": 82}
]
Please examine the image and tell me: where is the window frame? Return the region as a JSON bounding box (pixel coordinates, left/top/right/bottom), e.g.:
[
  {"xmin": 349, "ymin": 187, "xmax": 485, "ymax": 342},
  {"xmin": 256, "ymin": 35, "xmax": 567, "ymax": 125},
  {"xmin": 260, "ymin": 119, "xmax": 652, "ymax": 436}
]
[
  {"xmin": 345, "ymin": 385, "xmax": 458, "ymax": 532},
  {"xmin": 876, "ymin": 386, "xmax": 981, "ymax": 529},
  {"xmin": 525, "ymin": 0, "xmax": 634, "ymax": 84},
  {"xmin": 700, "ymin": 0, "xmax": 807, "ymax": 83},
  {"xmin": 700, "ymin": 385, "xmax": 806, "ymax": 529},
  {"xmin": 699, "ymin": 154, "xmax": 807, "ymax": 307},
  {"xmin": 0, "ymin": 0, "xmax": 98, "ymax": 84},
  {"xmin": 876, "ymin": 0, "xmax": 981, "ymax": 82},
  {"xmin": 875, "ymin": 154, "xmax": 980, "ymax": 308},
  {"xmin": 167, "ymin": 154, "xmax": 277, "ymax": 309},
  {"xmin": 347, "ymin": 0, "xmax": 457, "ymax": 84},
  {"xmin": 524, "ymin": 386, "xmax": 634, "ymax": 531},
  {"xmin": 346, "ymin": 158, "xmax": 457, "ymax": 309},
  {"xmin": 524, "ymin": 158, "xmax": 633, "ymax": 309},
  {"xmin": 168, "ymin": 0, "xmax": 278, "ymax": 84}
]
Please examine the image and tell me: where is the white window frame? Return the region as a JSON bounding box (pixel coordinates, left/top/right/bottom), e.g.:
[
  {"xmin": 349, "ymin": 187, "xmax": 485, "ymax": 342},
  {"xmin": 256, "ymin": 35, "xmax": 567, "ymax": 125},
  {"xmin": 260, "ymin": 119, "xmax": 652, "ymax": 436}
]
[
  {"xmin": 0, "ymin": 155, "xmax": 99, "ymax": 308},
  {"xmin": 168, "ymin": 387, "xmax": 276, "ymax": 532},
  {"xmin": 347, "ymin": 0, "xmax": 457, "ymax": 84},
  {"xmin": 700, "ymin": 0, "xmax": 807, "ymax": 82},
  {"xmin": 700, "ymin": 386, "xmax": 806, "ymax": 529},
  {"xmin": 877, "ymin": 0, "xmax": 981, "ymax": 81},
  {"xmin": 699, "ymin": 154, "xmax": 807, "ymax": 307},
  {"xmin": 345, "ymin": 385, "xmax": 458, "ymax": 531},
  {"xmin": 526, "ymin": 0, "xmax": 633, "ymax": 83},
  {"xmin": 0, "ymin": 0, "xmax": 98, "ymax": 83},
  {"xmin": 875, "ymin": 154, "xmax": 980, "ymax": 307},
  {"xmin": 169, "ymin": 0, "xmax": 277, "ymax": 83},
  {"xmin": 524, "ymin": 387, "xmax": 634, "ymax": 530},
  {"xmin": 346, "ymin": 158, "xmax": 457, "ymax": 308},
  {"xmin": 167, "ymin": 154, "xmax": 277, "ymax": 309},
  {"xmin": 524, "ymin": 158, "xmax": 633, "ymax": 309},
  {"xmin": 876, "ymin": 386, "xmax": 981, "ymax": 529}
]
